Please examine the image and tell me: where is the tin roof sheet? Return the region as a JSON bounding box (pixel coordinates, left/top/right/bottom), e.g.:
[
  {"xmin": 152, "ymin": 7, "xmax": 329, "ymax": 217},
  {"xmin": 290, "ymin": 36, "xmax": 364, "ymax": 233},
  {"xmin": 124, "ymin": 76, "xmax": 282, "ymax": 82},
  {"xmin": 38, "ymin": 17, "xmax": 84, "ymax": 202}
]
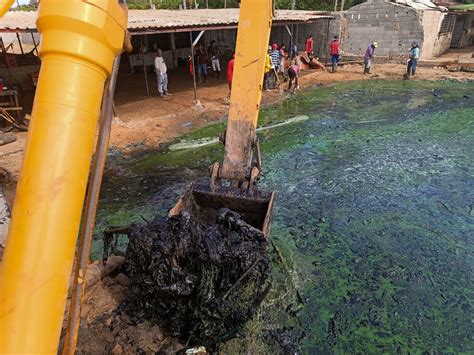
[{"xmin": 0, "ymin": 9, "xmax": 333, "ymax": 33}]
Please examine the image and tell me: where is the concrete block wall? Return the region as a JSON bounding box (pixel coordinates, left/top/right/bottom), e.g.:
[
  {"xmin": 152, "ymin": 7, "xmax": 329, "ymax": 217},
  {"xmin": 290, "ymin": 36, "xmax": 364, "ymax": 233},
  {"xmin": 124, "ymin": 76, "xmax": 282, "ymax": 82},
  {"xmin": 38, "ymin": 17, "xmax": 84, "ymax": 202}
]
[
  {"xmin": 341, "ymin": 0, "xmax": 424, "ymax": 58},
  {"xmin": 420, "ymin": 10, "xmax": 451, "ymax": 59}
]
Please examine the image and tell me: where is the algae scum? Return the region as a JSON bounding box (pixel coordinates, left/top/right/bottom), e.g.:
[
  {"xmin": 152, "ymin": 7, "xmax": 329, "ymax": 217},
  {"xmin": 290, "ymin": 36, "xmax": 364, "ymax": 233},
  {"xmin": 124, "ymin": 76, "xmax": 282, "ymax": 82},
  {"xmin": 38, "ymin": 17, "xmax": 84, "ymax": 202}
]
[{"xmin": 97, "ymin": 80, "xmax": 474, "ymax": 353}]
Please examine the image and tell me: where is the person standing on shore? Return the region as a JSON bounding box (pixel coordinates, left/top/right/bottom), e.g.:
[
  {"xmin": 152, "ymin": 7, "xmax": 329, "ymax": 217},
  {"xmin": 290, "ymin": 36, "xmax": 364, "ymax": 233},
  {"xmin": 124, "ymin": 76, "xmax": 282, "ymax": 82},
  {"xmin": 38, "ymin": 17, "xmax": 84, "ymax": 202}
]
[
  {"xmin": 227, "ymin": 53, "xmax": 235, "ymax": 96},
  {"xmin": 264, "ymin": 46, "xmax": 273, "ymax": 91},
  {"xmin": 270, "ymin": 43, "xmax": 280, "ymax": 70},
  {"xmin": 208, "ymin": 40, "xmax": 221, "ymax": 79},
  {"xmin": 279, "ymin": 44, "xmax": 288, "ymax": 80},
  {"xmin": 154, "ymin": 49, "xmax": 169, "ymax": 97},
  {"xmin": 305, "ymin": 34, "xmax": 314, "ymax": 58},
  {"xmin": 364, "ymin": 41, "xmax": 378, "ymax": 75},
  {"xmin": 196, "ymin": 44, "xmax": 208, "ymax": 83},
  {"xmin": 406, "ymin": 42, "xmax": 420, "ymax": 79},
  {"xmin": 330, "ymin": 35, "xmax": 341, "ymax": 73},
  {"xmin": 290, "ymin": 42, "xmax": 298, "ymax": 60}
]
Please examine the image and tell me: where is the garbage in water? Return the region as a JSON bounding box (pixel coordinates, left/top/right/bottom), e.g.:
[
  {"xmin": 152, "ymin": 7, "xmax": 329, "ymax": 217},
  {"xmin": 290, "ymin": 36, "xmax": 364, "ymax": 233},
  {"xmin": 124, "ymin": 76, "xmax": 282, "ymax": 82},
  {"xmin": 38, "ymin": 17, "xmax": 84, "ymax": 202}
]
[{"xmin": 123, "ymin": 208, "xmax": 270, "ymax": 348}]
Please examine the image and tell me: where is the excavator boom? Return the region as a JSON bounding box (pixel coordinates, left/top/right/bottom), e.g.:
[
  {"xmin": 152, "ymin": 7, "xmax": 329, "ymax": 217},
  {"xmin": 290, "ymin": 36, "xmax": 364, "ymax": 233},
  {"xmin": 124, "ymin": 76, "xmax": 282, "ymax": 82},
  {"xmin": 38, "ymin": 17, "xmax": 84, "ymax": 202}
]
[{"xmin": 170, "ymin": 0, "xmax": 275, "ymax": 236}]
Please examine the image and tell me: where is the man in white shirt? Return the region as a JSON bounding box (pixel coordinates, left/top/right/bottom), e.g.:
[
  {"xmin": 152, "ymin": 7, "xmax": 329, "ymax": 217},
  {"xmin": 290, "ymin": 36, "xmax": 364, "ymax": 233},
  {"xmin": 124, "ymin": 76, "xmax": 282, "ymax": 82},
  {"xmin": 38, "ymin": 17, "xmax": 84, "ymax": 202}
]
[{"xmin": 154, "ymin": 49, "xmax": 169, "ymax": 97}]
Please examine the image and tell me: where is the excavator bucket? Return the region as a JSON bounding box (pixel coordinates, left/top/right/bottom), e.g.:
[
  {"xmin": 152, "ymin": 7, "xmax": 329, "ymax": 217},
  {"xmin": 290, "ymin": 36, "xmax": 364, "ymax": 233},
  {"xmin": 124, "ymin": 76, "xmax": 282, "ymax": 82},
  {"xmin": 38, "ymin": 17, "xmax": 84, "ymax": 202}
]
[{"xmin": 169, "ymin": 182, "xmax": 275, "ymax": 238}]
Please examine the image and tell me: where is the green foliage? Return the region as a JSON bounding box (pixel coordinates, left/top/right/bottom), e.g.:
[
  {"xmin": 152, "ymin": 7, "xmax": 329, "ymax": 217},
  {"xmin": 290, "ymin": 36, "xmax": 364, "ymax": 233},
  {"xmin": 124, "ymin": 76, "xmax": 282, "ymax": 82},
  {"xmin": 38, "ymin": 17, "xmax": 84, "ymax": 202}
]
[
  {"xmin": 126, "ymin": 0, "xmax": 366, "ymax": 11},
  {"xmin": 11, "ymin": 5, "xmax": 37, "ymax": 11},
  {"xmin": 449, "ymin": 4, "xmax": 474, "ymax": 11}
]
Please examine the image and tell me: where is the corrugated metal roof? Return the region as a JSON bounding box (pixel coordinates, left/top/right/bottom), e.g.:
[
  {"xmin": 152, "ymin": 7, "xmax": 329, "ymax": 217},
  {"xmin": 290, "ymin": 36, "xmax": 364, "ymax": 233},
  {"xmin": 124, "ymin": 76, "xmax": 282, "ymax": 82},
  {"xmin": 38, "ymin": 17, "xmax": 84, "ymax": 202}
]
[
  {"xmin": 392, "ymin": 0, "xmax": 446, "ymax": 11},
  {"xmin": 0, "ymin": 9, "xmax": 333, "ymax": 33}
]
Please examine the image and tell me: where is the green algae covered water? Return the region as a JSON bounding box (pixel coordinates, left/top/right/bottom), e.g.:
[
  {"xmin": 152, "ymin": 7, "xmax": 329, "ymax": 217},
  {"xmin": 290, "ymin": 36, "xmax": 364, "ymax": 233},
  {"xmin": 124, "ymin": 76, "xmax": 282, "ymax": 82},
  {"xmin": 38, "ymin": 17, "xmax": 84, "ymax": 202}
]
[{"xmin": 96, "ymin": 80, "xmax": 474, "ymax": 353}]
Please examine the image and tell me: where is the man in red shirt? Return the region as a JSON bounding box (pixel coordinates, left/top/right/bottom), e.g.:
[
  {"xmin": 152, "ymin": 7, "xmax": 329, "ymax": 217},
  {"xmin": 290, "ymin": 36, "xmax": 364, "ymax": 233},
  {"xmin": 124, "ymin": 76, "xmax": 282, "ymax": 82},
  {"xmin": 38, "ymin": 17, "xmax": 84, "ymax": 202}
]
[
  {"xmin": 305, "ymin": 35, "xmax": 314, "ymax": 57},
  {"xmin": 227, "ymin": 54, "xmax": 235, "ymax": 96},
  {"xmin": 330, "ymin": 35, "xmax": 341, "ymax": 73}
]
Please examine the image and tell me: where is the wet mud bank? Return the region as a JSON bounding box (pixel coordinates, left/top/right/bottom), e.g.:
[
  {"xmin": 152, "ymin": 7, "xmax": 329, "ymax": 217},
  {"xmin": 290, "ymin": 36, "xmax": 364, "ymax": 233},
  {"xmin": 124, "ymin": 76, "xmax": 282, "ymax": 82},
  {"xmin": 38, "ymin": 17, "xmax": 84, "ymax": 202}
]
[{"xmin": 94, "ymin": 80, "xmax": 474, "ymax": 353}]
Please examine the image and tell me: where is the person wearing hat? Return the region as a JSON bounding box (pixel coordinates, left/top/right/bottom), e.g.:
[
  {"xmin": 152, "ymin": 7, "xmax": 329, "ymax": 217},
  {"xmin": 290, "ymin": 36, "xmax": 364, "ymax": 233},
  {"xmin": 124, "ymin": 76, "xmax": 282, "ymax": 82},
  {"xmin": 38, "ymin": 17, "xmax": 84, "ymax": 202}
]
[
  {"xmin": 330, "ymin": 35, "xmax": 341, "ymax": 73},
  {"xmin": 364, "ymin": 41, "xmax": 378, "ymax": 75},
  {"xmin": 270, "ymin": 43, "xmax": 280, "ymax": 70},
  {"xmin": 406, "ymin": 42, "xmax": 420, "ymax": 78}
]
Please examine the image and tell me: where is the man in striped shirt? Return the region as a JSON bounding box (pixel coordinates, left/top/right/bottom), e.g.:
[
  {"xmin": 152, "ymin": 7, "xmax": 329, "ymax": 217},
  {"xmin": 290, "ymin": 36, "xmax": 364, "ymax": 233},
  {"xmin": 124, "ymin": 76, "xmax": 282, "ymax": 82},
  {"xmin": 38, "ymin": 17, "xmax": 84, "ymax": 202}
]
[{"xmin": 270, "ymin": 43, "xmax": 280, "ymax": 69}]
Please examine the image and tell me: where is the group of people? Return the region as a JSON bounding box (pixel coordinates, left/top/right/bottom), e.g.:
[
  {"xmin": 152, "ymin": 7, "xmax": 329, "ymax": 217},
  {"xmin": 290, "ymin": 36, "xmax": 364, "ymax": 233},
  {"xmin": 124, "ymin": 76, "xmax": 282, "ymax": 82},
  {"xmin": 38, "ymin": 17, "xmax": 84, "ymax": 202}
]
[
  {"xmin": 364, "ymin": 40, "xmax": 420, "ymax": 78},
  {"xmin": 263, "ymin": 43, "xmax": 289, "ymax": 90},
  {"xmin": 191, "ymin": 40, "xmax": 222, "ymax": 84},
  {"xmin": 153, "ymin": 35, "xmax": 421, "ymax": 98}
]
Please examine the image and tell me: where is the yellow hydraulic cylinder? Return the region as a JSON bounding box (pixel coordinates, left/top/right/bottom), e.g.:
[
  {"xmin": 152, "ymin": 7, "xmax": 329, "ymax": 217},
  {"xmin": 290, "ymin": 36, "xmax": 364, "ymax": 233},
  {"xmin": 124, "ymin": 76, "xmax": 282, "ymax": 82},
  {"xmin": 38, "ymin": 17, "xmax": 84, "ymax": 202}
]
[
  {"xmin": 0, "ymin": 1, "xmax": 126, "ymax": 353},
  {"xmin": 0, "ymin": 1, "xmax": 14, "ymax": 18}
]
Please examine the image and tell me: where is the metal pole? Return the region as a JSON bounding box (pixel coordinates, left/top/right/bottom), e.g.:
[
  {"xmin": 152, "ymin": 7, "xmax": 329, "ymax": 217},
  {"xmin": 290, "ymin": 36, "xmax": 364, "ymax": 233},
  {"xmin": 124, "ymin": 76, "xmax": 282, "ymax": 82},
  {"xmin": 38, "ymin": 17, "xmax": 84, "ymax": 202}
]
[
  {"xmin": 61, "ymin": 55, "xmax": 121, "ymax": 355},
  {"xmin": 190, "ymin": 31, "xmax": 198, "ymax": 104},
  {"xmin": 325, "ymin": 18, "xmax": 330, "ymax": 66},
  {"xmin": 140, "ymin": 35, "xmax": 150, "ymax": 97},
  {"xmin": 289, "ymin": 26, "xmax": 293, "ymax": 59}
]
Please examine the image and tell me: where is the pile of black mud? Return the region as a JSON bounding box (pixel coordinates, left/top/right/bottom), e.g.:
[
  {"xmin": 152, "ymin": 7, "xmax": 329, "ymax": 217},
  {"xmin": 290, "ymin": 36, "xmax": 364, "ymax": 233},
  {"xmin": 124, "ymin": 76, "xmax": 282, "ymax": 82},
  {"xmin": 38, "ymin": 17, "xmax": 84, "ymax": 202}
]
[{"xmin": 124, "ymin": 209, "xmax": 269, "ymax": 348}]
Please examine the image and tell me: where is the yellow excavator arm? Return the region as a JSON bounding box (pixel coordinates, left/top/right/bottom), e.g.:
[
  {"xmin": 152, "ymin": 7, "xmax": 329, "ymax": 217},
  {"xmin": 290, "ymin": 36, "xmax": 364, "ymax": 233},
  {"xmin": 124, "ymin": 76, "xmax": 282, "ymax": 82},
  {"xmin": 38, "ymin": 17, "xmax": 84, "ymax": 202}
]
[{"xmin": 0, "ymin": 1, "xmax": 127, "ymax": 353}]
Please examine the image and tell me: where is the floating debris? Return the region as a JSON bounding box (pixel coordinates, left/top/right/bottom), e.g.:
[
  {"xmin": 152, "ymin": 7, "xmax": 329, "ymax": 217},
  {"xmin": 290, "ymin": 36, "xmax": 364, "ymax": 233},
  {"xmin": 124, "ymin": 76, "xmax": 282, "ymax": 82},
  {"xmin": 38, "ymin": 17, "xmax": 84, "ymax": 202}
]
[{"xmin": 168, "ymin": 115, "xmax": 309, "ymax": 151}]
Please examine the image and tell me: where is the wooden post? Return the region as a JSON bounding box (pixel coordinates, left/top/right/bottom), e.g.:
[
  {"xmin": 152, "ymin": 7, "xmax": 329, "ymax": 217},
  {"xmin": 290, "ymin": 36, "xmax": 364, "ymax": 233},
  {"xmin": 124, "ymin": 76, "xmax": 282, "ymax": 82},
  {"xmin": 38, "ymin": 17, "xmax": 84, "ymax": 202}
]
[
  {"xmin": 170, "ymin": 33, "xmax": 178, "ymax": 68},
  {"xmin": 189, "ymin": 32, "xmax": 198, "ymax": 104},
  {"xmin": 140, "ymin": 35, "xmax": 150, "ymax": 97}
]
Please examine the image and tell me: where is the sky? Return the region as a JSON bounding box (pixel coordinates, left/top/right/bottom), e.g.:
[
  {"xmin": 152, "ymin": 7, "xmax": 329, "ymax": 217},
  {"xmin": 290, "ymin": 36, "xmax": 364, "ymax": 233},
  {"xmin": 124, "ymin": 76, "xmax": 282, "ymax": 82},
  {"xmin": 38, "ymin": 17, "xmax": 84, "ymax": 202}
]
[{"xmin": 13, "ymin": 0, "xmax": 30, "ymax": 7}]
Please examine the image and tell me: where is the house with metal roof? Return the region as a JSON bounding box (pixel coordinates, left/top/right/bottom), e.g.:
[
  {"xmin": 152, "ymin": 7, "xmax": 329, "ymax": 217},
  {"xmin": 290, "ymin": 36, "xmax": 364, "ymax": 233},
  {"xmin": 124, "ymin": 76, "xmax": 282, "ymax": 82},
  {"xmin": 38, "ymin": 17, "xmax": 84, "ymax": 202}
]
[{"xmin": 0, "ymin": 9, "xmax": 334, "ymax": 94}]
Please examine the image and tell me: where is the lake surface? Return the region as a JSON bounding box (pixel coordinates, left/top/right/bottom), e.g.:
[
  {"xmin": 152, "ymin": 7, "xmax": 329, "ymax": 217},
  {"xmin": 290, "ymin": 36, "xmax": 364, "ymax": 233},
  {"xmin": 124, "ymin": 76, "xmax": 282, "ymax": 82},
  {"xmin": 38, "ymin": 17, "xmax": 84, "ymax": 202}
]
[{"xmin": 96, "ymin": 80, "xmax": 474, "ymax": 353}]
